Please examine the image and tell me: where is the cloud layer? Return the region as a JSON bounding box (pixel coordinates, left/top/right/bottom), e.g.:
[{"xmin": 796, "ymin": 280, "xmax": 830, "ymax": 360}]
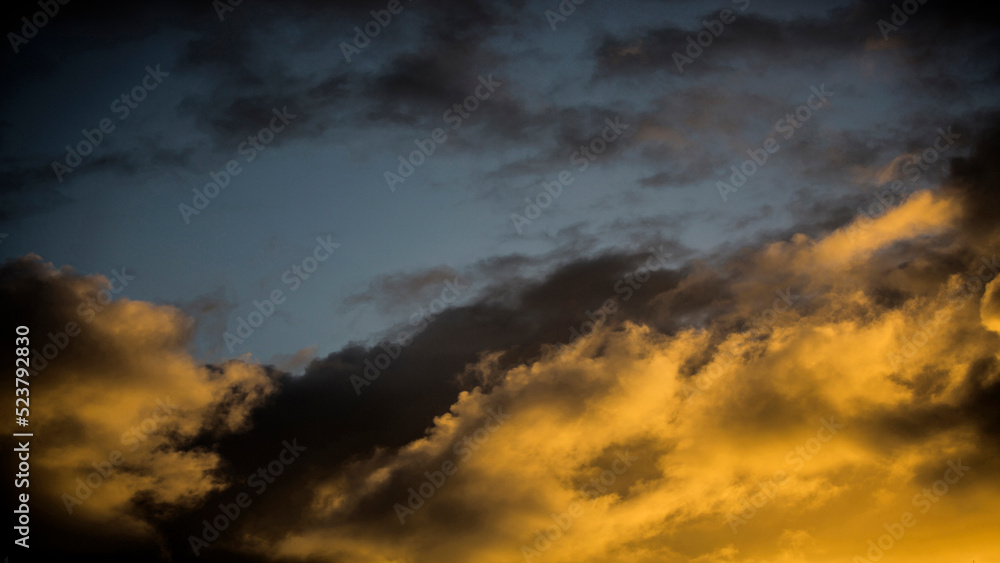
[{"xmin": 4, "ymin": 122, "xmax": 1000, "ymax": 561}]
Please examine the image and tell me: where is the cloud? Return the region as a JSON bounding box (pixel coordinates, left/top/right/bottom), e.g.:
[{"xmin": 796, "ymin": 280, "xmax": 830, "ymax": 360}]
[
  {"xmin": 0, "ymin": 256, "xmax": 278, "ymax": 549},
  {"xmin": 343, "ymin": 265, "xmax": 463, "ymax": 314},
  {"xmin": 5, "ymin": 121, "xmax": 1000, "ymax": 560},
  {"xmin": 3, "ymin": 1, "xmax": 1000, "ymax": 556},
  {"xmin": 214, "ymin": 123, "xmax": 998, "ymax": 560},
  {"xmin": 245, "ymin": 181, "xmax": 998, "ymax": 561},
  {"xmin": 266, "ymin": 346, "xmax": 320, "ymax": 374}
]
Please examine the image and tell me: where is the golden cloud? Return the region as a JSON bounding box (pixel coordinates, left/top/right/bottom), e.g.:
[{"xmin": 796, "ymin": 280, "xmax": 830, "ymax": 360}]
[{"xmin": 248, "ymin": 190, "xmax": 999, "ymax": 562}]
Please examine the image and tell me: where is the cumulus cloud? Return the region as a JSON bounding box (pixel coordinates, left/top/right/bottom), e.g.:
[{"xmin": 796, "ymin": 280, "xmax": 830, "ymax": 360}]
[
  {"xmin": 236, "ymin": 182, "xmax": 998, "ymax": 562},
  {"xmin": 0, "ymin": 256, "xmax": 278, "ymax": 545},
  {"xmin": 5, "ymin": 124, "xmax": 1000, "ymax": 559}
]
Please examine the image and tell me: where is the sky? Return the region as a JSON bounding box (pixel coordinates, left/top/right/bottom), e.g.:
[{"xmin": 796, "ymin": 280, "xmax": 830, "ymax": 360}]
[{"xmin": 1, "ymin": 0, "xmax": 999, "ymax": 561}]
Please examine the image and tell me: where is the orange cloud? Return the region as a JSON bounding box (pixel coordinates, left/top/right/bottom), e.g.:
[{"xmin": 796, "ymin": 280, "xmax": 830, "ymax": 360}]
[
  {"xmin": 2, "ymin": 256, "xmax": 278, "ymax": 539},
  {"xmin": 246, "ymin": 190, "xmax": 999, "ymax": 562}
]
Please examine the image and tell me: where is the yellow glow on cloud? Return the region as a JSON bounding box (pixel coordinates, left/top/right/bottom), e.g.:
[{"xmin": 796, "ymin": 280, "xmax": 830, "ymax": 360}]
[{"xmin": 258, "ymin": 190, "xmax": 999, "ymax": 562}]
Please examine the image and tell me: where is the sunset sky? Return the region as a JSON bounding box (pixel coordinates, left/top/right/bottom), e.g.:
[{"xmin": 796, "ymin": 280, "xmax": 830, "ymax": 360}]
[{"xmin": 2, "ymin": 0, "xmax": 999, "ymax": 561}]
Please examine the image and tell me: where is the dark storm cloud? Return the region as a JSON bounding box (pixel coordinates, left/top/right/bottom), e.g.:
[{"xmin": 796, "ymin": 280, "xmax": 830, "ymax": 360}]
[
  {"xmin": 0, "ymin": 0, "xmax": 528, "ymax": 220},
  {"xmin": 580, "ymin": 0, "xmax": 1000, "ymax": 200},
  {"xmin": 172, "ymin": 0, "xmax": 524, "ymax": 139},
  {"xmin": 593, "ymin": 0, "xmax": 1000, "ymax": 85},
  {"xmin": 364, "ymin": 44, "xmax": 505, "ymax": 122},
  {"xmin": 150, "ymin": 242, "xmax": 699, "ymax": 555},
  {"xmin": 943, "ymin": 118, "xmax": 1000, "ymax": 243}
]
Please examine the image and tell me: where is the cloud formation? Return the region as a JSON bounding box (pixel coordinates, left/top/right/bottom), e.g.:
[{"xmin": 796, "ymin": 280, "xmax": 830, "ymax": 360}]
[
  {"xmin": 249, "ymin": 191, "xmax": 1000, "ymax": 562},
  {"xmin": 1, "ymin": 257, "xmax": 278, "ymax": 552},
  {"xmin": 3, "ymin": 0, "xmax": 1000, "ymax": 560},
  {"xmin": 4, "ymin": 122, "xmax": 1000, "ymax": 561}
]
